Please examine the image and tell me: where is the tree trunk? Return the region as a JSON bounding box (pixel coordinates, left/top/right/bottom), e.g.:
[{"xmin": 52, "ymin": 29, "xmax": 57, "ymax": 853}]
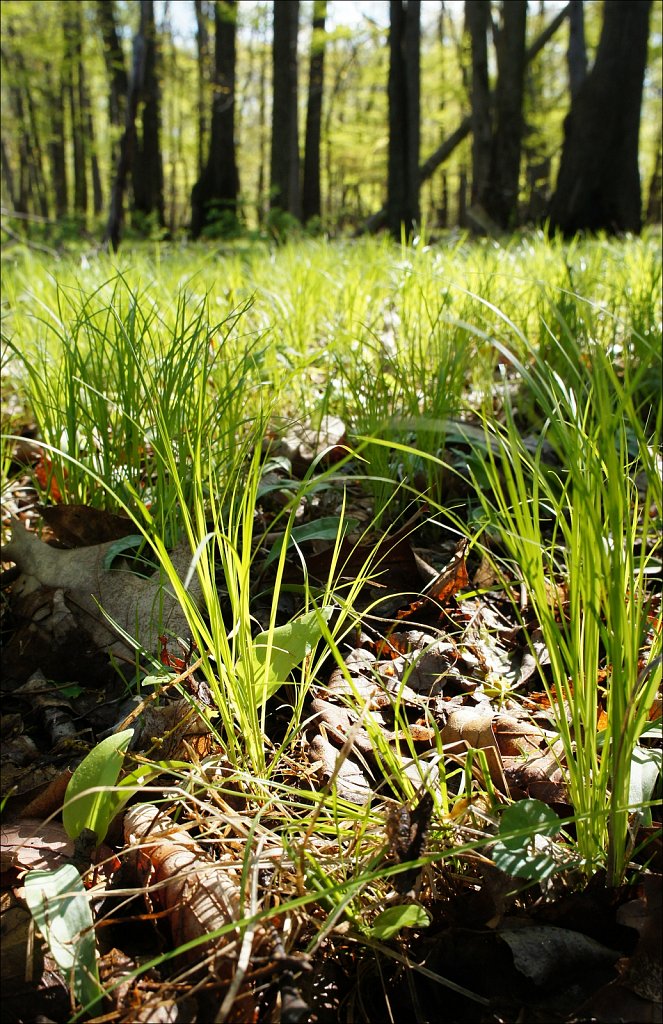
[
  {"xmin": 302, "ymin": 0, "xmax": 327, "ymax": 224},
  {"xmin": 64, "ymin": 5, "xmax": 88, "ymax": 219},
  {"xmin": 646, "ymin": 137, "xmax": 662, "ymax": 224},
  {"xmin": 466, "ymin": 1, "xmax": 491, "ymax": 206},
  {"xmin": 387, "ymin": 0, "xmax": 421, "ymax": 239},
  {"xmin": 359, "ymin": 2, "xmax": 570, "ymax": 235},
  {"xmin": 567, "ymin": 0, "xmax": 587, "ymax": 100},
  {"xmin": 190, "ymin": 0, "xmax": 240, "ymax": 238},
  {"xmin": 103, "ymin": 23, "xmax": 146, "ymax": 250},
  {"xmin": 483, "ymin": 0, "xmax": 527, "ymax": 228},
  {"xmin": 256, "ymin": 7, "xmax": 269, "ymax": 225},
  {"xmin": 97, "ymin": 0, "xmax": 128, "ymax": 131},
  {"xmin": 78, "ymin": 55, "xmax": 103, "ymax": 216},
  {"xmin": 132, "ymin": 0, "xmax": 165, "ymax": 229},
  {"xmin": 194, "ymin": 0, "xmax": 211, "ymax": 177},
  {"xmin": 549, "ymin": 0, "xmax": 652, "ymax": 235},
  {"xmin": 1, "ymin": 138, "xmax": 18, "ymax": 211},
  {"xmin": 5, "ymin": 25, "xmax": 51, "ymax": 218},
  {"xmin": 46, "ymin": 66, "xmax": 68, "ymax": 217},
  {"xmin": 270, "ymin": 0, "xmax": 301, "ymax": 219}
]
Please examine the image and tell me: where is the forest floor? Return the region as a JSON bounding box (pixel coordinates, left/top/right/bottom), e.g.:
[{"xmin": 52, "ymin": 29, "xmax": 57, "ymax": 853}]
[{"xmin": 0, "ymin": 233, "xmax": 661, "ymax": 1024}]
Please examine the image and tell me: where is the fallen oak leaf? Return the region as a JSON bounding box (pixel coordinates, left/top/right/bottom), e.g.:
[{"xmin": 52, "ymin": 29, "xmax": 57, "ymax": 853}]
[
  {"xmin": 2, "ymin": 519, "xmax": 201, "ymax": 660},
  {"xmin": 39, "ymin": 504, "xmax": 135, "ymax": 547}
]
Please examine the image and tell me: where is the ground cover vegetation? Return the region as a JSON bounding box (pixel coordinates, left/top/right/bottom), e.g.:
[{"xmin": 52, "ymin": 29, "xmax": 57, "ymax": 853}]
[{"xmin": 0, "ymin": 231, "xmax": 661, "ymax": 1022}]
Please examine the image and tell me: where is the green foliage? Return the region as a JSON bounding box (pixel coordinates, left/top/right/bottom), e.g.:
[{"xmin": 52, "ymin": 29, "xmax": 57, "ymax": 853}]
[
  {"xmin": 236, "ymin": 608, "xmax": 333, "ymax": 706},
  {"xmin": 369, "ymin": 904, "xmax": 431, "ymax": 940},
  {"xmin": 62, "ymin": 729, "xmax": 134, "ymax": 843},
  {"xmin": 2, "ymin": 231, "xmax": 661, "ymax": 887},
  {"xmin": 491, "ymin": 800, "xmax": 564, "ymax": 882},
  {"xmin": 24, "ymin": 864, "xmax": 103, "ymax": 1012}
]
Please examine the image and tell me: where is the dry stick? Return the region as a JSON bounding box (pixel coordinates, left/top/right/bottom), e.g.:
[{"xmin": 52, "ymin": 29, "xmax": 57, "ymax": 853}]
[
  {"xmin": 356, "ymin": 1, "xmax": 571, "ymax": 235},
  {"xmin": 112, "ymin": 656, "xmax": 204, "ymax": 734}
]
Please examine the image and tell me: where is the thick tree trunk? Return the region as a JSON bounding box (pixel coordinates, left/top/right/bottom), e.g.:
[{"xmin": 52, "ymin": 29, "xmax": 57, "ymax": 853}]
[
  {"xmin": 270, "ymin": 0, "xmax": 301, "ymax": 219},
  {"xmin": 483, "ymin": 0, "xmax": 527, "ymax": 228},
  {"xmin": 190, "ymin": 0, "xmax": 240, "ymax": 238},
  {"xmin": 387, "ymin": 0, "xmax": 421, "ymax": 239},
  {"xmin": 567, "ymin": 0, "xmax": 587, "ymax": 100},
  {"xmin": 132, "ymin": 0, "xmax": 165, "ymax": 229},
  {"xmin": 302, "ymin": 0, "xmax": 327, "ymax": 224},
  {"xmin": 466, "ymin": 1, "xmax": 491, "ymax": 206},
  {"xmin": 360, "ymin": 2, "xmax": 570, "ymax": 235},
  {"xmin": 549, "ymin": 0, "xmax": 652, "ymax": 235}
]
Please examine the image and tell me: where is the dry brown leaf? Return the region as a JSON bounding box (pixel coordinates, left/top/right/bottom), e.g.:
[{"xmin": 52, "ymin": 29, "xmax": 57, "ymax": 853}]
[
  {"xmin": 1, "ymin": 818, "xmax": 75, "ymax": 873},
  {"xmin": 39, "ymin": 504, "xmax": 135, "ymax": 547},
  {"xmin": 263, "ymin": 414, "xmax": 347, "ymax": 476},
  {"xmin": 2, "ymin": 520, "xmax": 201, "ymax": 659},
  {"xmin": 124, "ymin": 803, "xmax": 244, "ymax": 969}
]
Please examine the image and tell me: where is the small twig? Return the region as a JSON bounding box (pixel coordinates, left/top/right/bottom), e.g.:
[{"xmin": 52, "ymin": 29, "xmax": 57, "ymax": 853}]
[
  {"xmin": 0, "ymin": 221, "xmax": 60, "ymax": 257},
  {"xmin": 112, "ymin": 656, "xmax": 204, "ymax": 734}
]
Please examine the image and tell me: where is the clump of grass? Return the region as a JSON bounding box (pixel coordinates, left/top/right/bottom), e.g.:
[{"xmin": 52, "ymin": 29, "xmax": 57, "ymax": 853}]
[{"xmin": 470, "ymin": 329, "xmax": 661, "ymax": 884}]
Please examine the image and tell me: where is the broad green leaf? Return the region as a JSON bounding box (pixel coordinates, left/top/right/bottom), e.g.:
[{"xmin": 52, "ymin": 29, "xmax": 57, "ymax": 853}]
[
  {"xmin": 237, "ymin": 608, "xmax": 332, "ymax": 704},
  {"xmin": 263, "ymin": 517, "xmax": 357, "ymax": 568},
  {"xmin": 491, "ymin": 799, "xmax": 562, "ymax": 882},
  {"xmin": 62, "ymin": 729, "xmax": 133, "ymax": 844},
  {"xmin": 102, "ymin": 535, "xmax": 143, "ymax": 571},
  {"xmin": 498, "ymin": 799, "xmax": 560, "ymax": 843},
  {"xmin": 370, "ymin": 904, "xmax": 430, "ymax": 940},
  {"xmin": 97, "ymin": 762, "xmax": 167, "ymax": 829},
  {"xmin": 24, "ymin": 865, "xmax": 103, "ymax": 1010}
]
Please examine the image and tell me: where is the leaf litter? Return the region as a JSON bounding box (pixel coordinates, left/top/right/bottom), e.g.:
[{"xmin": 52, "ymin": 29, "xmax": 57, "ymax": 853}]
[{"xmin": 1, "ymin": 411, "xmax": 661, "ymax": 1024}]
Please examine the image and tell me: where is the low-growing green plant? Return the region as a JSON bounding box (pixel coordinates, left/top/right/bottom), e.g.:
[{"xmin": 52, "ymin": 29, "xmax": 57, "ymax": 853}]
[
  {"xmin": 470, "ymin": 331, "xmax": 662, "ymax": 883},
  {"xmin": 2, "ymin": 233, "xmax": 662, "ymax": 1022}
]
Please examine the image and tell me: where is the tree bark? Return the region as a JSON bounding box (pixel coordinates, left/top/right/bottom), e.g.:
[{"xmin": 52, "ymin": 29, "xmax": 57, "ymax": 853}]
[
  {"xmin": 567, "ymin": 0, "xmax": 587, "ymax": 100},
  {"xmin": 97, "ymin": 0, "xmax": 128, "ymax": 130},
  {"xmin": 466, "ymin": 1, "xmax": 491, "ymax": 206},
  {"xmin": 256, "ymin": 9, "xmax": 269, "ymax": 225},
  {"xmin": 359, "ymin": 2, "xmax": 570, "ymax": 234},
  {"xmin": 483, "ymin": 0, "xmax": 527, "ymax": 228},
  {"xmin": 549, "ymin": 0, "xmax": 652, "ymax": 235},
  {"xmin": 1, "ymin": 138, "xmax": 18, "ymax": 211},
  {"xmin": 64, "ymin": 5, "xmax": 88, "ymax": 219},
  {"xmin": 103, "ymin": 24, "xmax": 146, "ymax": 250},
  {"xmin": 646, "ymin": 136, "xmax": 662, "ymax": 224},
  {"xmin": 190, "ymin": 0, "xmax": 240, "ymax": 237},
  {"xmin": 302, "ymin": 0, "xmax": 327, "ymax": 224},
  {"xmin": 194, "ymin": 0, "xmax": 211, "ymax": 177},
  {"xmin": 132, "ymin": 0, "xmax": 165, "ymax": 229},
  {"xmin": 270, "ymin": 0, "xmax": 301, "ymax": 219},
  {"xmin": 46, "ymin": 66, "xmax": 68, "ymax": 217},
  {"xmin": 78, "ymin": 53, "xmax": 103, "ymax": 216},
  {"xmin": 387, "ymin": 0, "xmax": 421, "ymax": 239}
]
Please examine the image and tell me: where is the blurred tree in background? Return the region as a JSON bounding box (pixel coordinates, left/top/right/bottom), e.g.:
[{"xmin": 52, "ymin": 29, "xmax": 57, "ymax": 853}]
[{"xmin": 1, "ymin": 0, "xmax": 660, "ymax": 246}]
